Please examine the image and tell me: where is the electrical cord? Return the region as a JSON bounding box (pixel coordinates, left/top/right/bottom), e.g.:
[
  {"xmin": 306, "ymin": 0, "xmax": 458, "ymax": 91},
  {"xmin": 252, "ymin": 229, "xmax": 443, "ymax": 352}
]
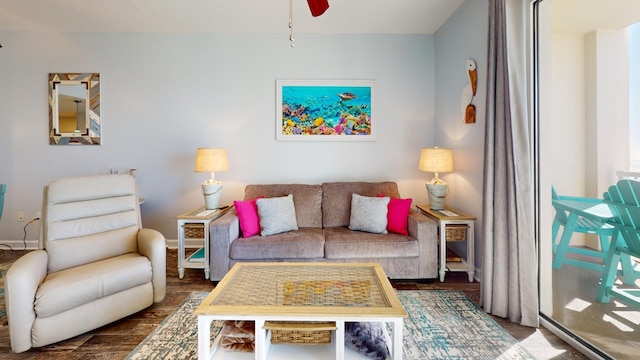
[
  {"xmin": 0, "ymin": 217, "xmax": 40, "ymax": 252},
  {"xmin": 21, "ymin": 217, "xmax": 40, "ymax": 250}
]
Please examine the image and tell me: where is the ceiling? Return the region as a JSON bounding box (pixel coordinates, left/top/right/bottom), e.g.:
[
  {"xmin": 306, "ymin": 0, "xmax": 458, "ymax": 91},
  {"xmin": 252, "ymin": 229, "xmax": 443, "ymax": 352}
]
[
  {"xmin": 552, "ymin": 0, "xmax": 640, "ymax": 34},
  {"xmin": 1, "ymin": 1, "xmax": 638, "ymax": 38},
  {"xmin": 0, "ymin": 0, "xmax": 465, "ymax": 35}
]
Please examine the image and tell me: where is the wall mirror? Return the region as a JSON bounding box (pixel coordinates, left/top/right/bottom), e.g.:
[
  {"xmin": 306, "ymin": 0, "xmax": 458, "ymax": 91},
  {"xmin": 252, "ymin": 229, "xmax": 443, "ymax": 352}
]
[{"xmin": 49, "ymin": 73, "xmax": 101, "ymax": 145}]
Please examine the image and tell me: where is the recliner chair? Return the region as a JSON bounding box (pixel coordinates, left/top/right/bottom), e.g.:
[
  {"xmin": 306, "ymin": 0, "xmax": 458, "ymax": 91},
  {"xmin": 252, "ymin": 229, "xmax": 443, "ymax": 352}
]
[{"xmin": 5, "ymin": 174, "xmax": 166, "ymax": 353}]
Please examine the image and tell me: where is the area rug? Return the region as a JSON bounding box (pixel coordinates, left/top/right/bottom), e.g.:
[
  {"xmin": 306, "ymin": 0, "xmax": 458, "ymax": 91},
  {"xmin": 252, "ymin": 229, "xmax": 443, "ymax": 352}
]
[
  {"xmin": 0, "ymin": 261, "xmax": 10, "ymax": 325},
  {"xmin": 127, "ymin": 290, "xmax": 534, "ymax": 360}
]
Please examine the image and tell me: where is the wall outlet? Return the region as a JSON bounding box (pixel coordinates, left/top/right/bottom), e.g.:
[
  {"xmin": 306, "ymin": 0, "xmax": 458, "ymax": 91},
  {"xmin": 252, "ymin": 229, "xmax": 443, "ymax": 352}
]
[
  {"xmin": 35, "ymin": 211, "xmax": 41, "ymax": 220},
  {"xmin": 18, "ymin": 212, "xmax": 25, "ymax": 222}
]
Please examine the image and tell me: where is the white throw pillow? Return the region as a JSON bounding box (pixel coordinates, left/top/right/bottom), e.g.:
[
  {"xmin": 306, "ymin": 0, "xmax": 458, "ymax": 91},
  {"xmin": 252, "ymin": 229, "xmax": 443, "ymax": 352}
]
[
  {"xmin": 256, "ymin": 194, "xmax": 299, "ymax": 236},
  {"xmin": 348, "ymin": 194, "xmax": 390, "ymax": 234}
]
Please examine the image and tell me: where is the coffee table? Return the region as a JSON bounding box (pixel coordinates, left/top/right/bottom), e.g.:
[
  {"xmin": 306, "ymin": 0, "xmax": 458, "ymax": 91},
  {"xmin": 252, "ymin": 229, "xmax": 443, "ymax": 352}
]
[{"xmin": 194, "ymin": 262, "xmax": 407, "ymax": 360}]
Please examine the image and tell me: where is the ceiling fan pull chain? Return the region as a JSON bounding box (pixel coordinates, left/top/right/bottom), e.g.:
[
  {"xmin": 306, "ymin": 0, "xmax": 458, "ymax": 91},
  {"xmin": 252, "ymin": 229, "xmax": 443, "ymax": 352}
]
[{"xmin": 289, "ymin": 0, "xmax": 295, "ymax": 47}]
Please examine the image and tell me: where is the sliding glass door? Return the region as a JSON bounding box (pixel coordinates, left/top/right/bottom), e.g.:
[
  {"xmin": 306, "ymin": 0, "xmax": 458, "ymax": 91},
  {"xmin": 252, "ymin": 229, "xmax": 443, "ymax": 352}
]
[{"xmin": 535, "ymin": 1, "xmax": 640, "ymax": 359}]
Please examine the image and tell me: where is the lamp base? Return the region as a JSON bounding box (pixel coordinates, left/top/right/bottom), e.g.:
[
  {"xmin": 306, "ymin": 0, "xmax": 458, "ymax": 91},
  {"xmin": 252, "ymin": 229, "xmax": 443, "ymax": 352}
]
[
  {"xmin": 426, "ymin": 183, "xmax": 448, "ymax": 210},
  {"xmin": 202, "ymin": 183, "xmax": 223, "ymax": 210}
]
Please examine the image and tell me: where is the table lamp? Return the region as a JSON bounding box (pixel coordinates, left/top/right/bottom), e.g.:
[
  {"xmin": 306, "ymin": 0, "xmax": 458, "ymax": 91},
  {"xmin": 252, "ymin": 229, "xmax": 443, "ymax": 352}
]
[
  {"xmin": 194, "ymin": 148, "xmax": 228, "ymax": 210},
  {"xmin": 418, "ymin": 147, "xmax": 453, "ymax": 210}
]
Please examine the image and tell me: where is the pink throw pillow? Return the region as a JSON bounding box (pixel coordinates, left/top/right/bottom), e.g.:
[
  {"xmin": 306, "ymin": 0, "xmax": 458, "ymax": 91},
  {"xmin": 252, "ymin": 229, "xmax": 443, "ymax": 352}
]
[
  {"xmin": 379, "ymin": 194, "xmax": 412, "ymax": 235},
  {"xmin": 234, "ymin": 197, "xmax": 262, "ymax": 237}
]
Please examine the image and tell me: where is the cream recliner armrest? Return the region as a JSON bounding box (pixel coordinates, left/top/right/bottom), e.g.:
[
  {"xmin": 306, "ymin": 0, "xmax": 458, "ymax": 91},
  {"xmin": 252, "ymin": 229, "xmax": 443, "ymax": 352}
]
[
  {"xmin": 5, "ymin": 250, "xmax": 48, "ymax": 353},
  {"xmin": 137, "ymin": 228, "xmax": 167, "ymax": 302}
]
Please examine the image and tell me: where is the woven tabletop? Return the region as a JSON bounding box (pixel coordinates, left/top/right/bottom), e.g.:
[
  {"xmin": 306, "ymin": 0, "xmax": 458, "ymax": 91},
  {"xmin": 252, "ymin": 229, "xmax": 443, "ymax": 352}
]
[{"xmin": 212, "ymin": 264, "xmax": 389, "ymax": 308}]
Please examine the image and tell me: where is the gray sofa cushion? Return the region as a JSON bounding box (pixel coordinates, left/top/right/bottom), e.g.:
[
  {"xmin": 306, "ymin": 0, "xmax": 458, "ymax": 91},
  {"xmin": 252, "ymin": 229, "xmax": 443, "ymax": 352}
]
[
  {"xmin": 245, "ymin": 184, "xmax": 322, "ymax": 228},
  {"xmin": 322, "ymin": 182, "xmax": 401, "ymax": 228},
  {"xmin": 256, "ymin": 194, "xmax": 298, "ymax": 236},
  {"xmin": 229, "ymin": 228, "xmax": 324, "ymax": 260},
  {"xmin": 348, "ymin": 194, "xmax": 390, "ymax": 234},
  {"xmin": 324, "ymin": 227, "xmax": 419, "ymax": 259}
]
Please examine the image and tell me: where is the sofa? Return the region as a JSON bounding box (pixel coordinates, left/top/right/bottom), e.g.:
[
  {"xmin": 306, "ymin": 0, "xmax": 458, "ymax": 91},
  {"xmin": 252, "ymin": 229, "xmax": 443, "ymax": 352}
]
[{"xmin": 209, "ymin": 181, "xmax": 438, "ymax": 281}]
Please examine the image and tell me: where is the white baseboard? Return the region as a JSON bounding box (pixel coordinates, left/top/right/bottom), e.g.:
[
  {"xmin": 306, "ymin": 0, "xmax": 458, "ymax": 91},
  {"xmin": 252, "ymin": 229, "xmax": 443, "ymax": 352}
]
[
  {"xmin": 0, "ymin": 240, "xmax": 38, "ymax": 251},
  {"xmin": 472, "ymin": 267, "xmax": 481, "ymax": 283},
  {"xmin": 0, "ymin": 239, "xmax": 194, "ymax": 251}
]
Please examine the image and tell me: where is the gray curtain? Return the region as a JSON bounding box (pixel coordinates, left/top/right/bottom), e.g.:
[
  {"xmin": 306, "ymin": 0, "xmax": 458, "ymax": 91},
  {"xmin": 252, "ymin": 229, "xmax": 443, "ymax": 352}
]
[{"xmin": 481, "ymin": 0, "xmax": 539, "ymax": 327}]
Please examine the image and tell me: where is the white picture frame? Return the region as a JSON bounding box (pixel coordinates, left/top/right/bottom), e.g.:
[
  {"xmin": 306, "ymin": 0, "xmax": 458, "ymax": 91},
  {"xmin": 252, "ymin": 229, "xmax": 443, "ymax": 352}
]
[{"xmin": 276, "ymin": 79, "xmax": 376, "ymax": 141}]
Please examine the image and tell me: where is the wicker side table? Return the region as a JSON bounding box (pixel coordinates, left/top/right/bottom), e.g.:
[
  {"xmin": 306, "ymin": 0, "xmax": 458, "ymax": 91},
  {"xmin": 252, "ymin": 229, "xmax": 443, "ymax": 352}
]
[
  {"xmin": 416, "ymin": 205, "xmax": 476, "ymax": 282},
  {"xmin": 176, "ymin": 205, "xmax": 232, "ymax": 279}
]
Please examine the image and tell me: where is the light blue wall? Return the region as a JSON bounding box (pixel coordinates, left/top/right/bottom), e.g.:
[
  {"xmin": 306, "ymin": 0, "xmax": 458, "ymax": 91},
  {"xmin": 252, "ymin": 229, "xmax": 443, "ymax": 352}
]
[
  {"xmin": 434, "ymin": 0, "xmax": 489, "ymax": 275},
  {"xmin": 0, "ymin": 31, "xmax": 437, "ymax": 242}
]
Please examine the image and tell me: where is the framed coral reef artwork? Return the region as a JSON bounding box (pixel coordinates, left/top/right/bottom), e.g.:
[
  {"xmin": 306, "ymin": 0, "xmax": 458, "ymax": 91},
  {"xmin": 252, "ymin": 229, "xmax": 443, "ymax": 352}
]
[{"xmin": 276, "ymin": 79, "xmax": 376, "ymax": 141}]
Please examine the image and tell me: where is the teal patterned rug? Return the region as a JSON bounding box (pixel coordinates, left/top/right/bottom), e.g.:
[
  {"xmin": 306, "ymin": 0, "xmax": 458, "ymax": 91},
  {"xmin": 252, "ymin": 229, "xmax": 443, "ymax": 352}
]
[{"xmin": 127, "ymin": 290, "xmax": 534, "ymax": 360}]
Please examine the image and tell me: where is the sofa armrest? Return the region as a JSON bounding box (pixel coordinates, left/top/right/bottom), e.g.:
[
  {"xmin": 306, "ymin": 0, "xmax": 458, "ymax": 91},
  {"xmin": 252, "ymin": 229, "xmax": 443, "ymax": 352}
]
[
  {"xmin": 407, "ymin": 210, "xmax": 439, "ymax": 278},
  {"xmin": 137, "ymin": 228, "xmax": 167, "ymax": 303},
  {"xmin": 209, "ymin": 211, "xmax": 240, "ymax": 281},
  {"xmin": 6, "ymin": 250, "xmax": 48, "ymax": 353}
]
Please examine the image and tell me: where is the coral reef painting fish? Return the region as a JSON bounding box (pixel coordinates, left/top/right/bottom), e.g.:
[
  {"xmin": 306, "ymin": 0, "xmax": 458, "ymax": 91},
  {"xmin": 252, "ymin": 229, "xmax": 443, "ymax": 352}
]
[{"xmin": 276, "ymin": 80, "xmax": 376, "ymax": 141}]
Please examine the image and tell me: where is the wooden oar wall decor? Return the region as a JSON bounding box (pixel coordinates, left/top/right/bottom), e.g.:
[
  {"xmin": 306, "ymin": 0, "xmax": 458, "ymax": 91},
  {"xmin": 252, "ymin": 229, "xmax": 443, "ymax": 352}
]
[{"xmin": 465, "ymin": 59, "xmax": 477, "ymax": 124}]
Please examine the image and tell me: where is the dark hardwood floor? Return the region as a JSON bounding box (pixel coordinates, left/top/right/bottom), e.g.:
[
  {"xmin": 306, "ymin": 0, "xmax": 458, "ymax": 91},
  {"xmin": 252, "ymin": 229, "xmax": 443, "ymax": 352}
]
[{"xmin": 0, "ymin": 249, "xmax": 585, "ymax": 359}]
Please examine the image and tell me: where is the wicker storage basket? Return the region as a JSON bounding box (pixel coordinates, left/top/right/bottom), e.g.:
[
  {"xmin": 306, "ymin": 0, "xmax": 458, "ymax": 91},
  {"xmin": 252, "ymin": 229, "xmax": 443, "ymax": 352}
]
[
  {"xmin": 445, "ymin": 224, "xmax": 469, "ymax": 242},
  {"xmin": 264, "ymin": 321, "xmax": 335, "ymax": 345},
  {"xmin": 184, "ymin": 223, "xmax": 204, "ymax": 239}
]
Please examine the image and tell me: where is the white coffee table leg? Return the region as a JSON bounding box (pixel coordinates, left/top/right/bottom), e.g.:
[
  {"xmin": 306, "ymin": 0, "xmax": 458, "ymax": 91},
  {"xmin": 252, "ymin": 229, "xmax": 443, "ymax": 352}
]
[
  {"xmin": 198, "ymin": 316, "xmax": 210, "ymax": 360},
  {"xmin": 335, "ymin": 320, "xmax": 345, "ymax": 359},
  {"xmin": 254, "ymin": 319, "xmax": 267, "ymax": 360},
  {"xmin": 391, "ymin": 319, "xmax": 403, "ymax": 360}
]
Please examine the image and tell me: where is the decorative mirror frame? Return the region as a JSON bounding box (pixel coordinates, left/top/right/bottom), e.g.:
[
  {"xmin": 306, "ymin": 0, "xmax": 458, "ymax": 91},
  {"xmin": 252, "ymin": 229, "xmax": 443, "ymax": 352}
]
[{"xmin": 49, "ymin": 73, "xmax": 101, "ymax": 145}]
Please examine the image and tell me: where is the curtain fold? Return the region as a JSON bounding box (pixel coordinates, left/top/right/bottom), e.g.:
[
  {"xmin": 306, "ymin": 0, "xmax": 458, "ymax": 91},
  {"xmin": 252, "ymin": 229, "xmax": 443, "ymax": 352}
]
[{"xmin": 481, "ymin": 0, "xmax": 539, "ymax": 328}]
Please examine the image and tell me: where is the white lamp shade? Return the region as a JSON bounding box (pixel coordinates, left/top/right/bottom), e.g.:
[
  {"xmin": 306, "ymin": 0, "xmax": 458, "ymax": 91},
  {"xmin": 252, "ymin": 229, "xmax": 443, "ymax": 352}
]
[
  {"xmin": 418, "ymin": 147, "xmax": 453, "ymax": 173},
  {"xmin": 194, "ymin": 148, "xmax": 229, "ymax": 172}
]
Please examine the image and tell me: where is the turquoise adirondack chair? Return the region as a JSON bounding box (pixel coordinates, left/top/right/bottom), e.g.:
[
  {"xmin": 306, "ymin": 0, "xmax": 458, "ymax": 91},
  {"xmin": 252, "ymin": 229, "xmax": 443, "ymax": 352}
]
[
  {"xmin": 597, "ymin": 180, "xmax": 640, "ymax": 306},
  {"xmin": 551, "ymin": 185, "xmax": 616, "ymax": 271},
  {"xmin": 0, "ymin": 184, "xmax": 5, "ymax": 220}
]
